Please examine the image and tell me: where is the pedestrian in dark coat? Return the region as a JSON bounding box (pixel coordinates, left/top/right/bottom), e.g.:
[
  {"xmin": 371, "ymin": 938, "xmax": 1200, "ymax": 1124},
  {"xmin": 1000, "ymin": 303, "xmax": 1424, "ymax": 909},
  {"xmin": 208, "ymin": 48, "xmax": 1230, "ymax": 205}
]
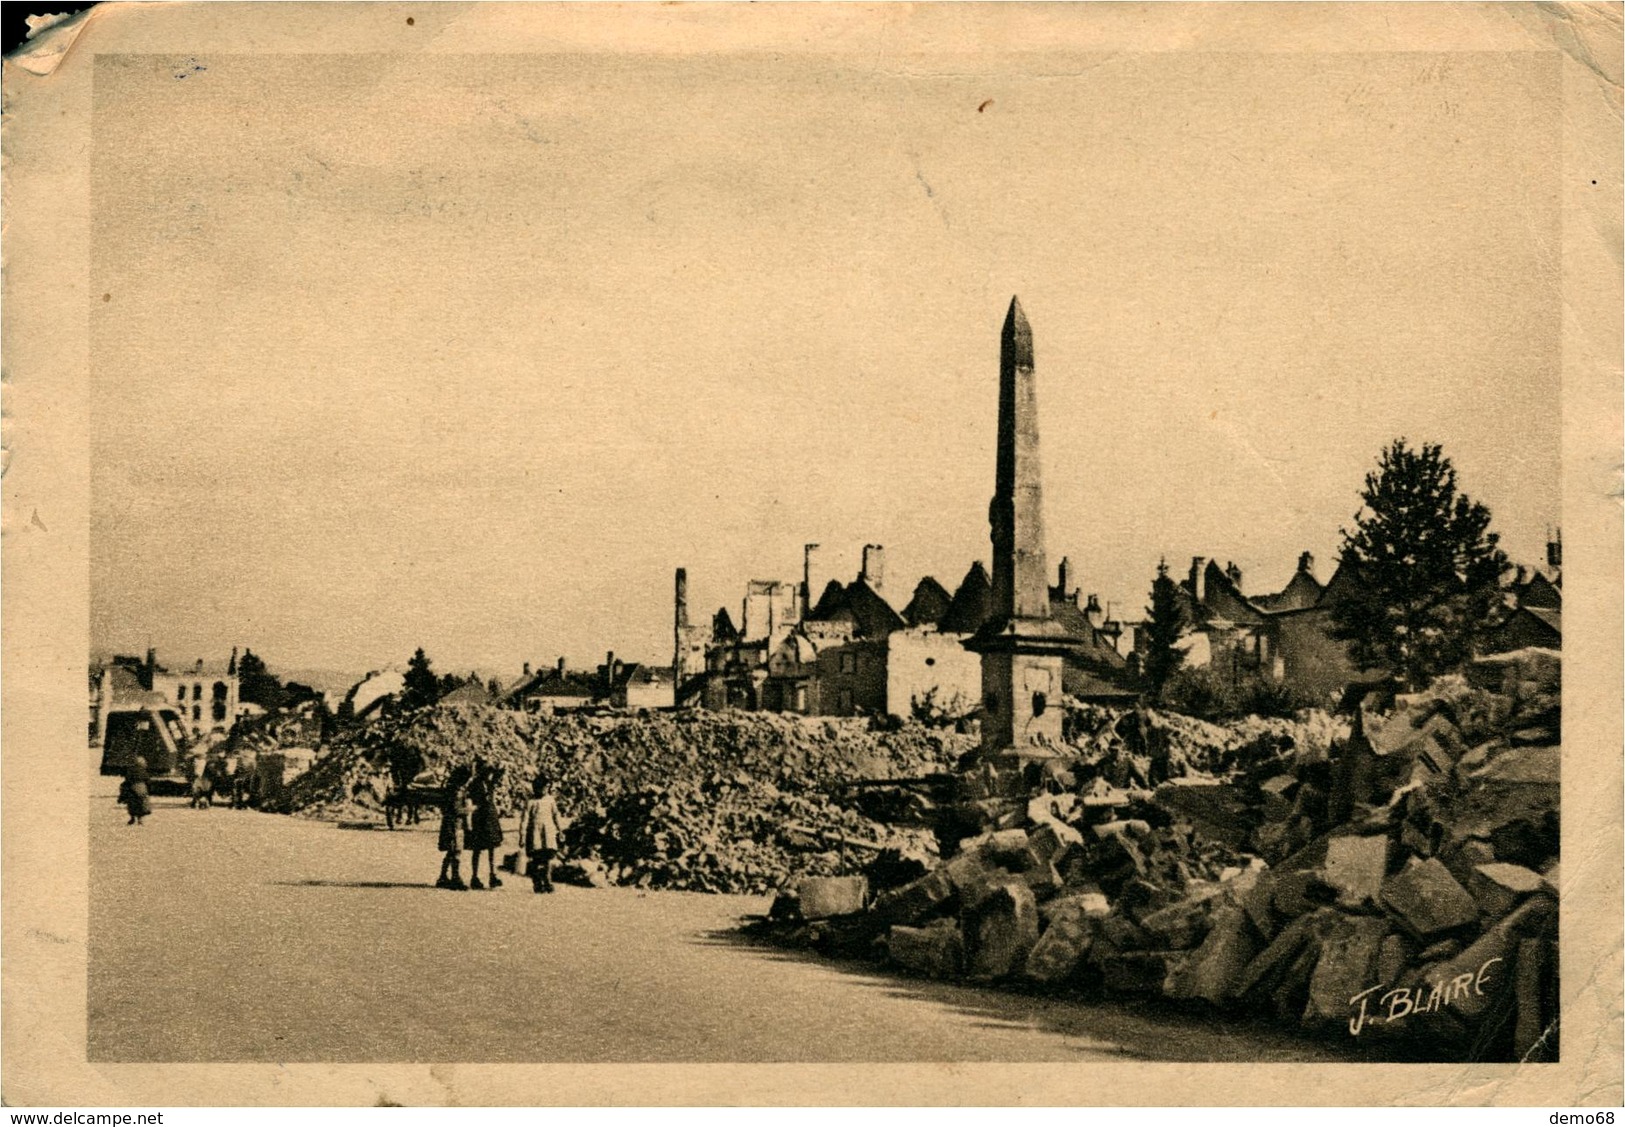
[
  {"xmin": 466, "ymin": 760, "xmax": 505, "ymax": 890},
  {"xmin": 435, "ymin": 763, "xmax": 474, "ymax": 891},
  {"xmin": 119, "ymin": 755, "xmax": 153, "ymax": 825}
]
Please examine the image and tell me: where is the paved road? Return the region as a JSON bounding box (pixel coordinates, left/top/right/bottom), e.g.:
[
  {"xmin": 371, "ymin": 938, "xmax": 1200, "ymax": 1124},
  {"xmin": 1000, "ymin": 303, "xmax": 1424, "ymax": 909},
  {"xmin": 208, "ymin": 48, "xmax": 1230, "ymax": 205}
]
[{"xmin": 89, "ymin": 791, "xmax": 1352, "ymax": 1063}]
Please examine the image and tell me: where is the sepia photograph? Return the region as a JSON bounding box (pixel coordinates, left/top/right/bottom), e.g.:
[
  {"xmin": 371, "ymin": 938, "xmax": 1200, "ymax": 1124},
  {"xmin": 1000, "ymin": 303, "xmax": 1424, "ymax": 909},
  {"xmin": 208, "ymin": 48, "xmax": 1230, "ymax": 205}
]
[{"xmin": 4, "ymin": 0, "xmax": 1621, "ymax": 1109}]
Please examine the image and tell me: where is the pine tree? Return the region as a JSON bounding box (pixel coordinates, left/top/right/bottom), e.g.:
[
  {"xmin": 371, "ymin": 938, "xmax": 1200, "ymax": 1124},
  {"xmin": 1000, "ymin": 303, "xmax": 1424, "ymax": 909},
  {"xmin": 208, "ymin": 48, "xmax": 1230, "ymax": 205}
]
[
  {"xmin": 1332, "ymin": 439, "xmax": 1509, "ymax": 689},
  {"xmin": 1142, "ymin": 558, "xmax": 1188, "ymax": 700},
  {"xmin": 401, "ymin": 647, "xmax": 441, "ymax": 710}
]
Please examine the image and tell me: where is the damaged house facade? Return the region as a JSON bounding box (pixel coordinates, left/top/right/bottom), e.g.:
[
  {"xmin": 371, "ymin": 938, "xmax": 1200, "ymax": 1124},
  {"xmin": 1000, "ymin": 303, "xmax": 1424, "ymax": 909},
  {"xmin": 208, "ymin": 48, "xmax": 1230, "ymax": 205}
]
[
  {"xmin": 1157, "ymin": 553, "xmax": 1370, "ymax": 703},
  {"xmin": 679, "ymin": 538, "xmax": 1136, "ymax": 719},
  {"xmin": 1162, "ymin": 527, "xmax": 1564, "ymax": 704}
]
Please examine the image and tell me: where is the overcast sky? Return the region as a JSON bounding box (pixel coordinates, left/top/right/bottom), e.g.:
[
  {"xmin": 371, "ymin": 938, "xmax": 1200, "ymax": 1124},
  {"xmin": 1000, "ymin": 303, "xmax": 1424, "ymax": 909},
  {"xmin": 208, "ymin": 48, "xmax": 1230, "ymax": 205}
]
[{"xmin": 89, "ymin": 49, "xmax": 1561, "ymax": 680}]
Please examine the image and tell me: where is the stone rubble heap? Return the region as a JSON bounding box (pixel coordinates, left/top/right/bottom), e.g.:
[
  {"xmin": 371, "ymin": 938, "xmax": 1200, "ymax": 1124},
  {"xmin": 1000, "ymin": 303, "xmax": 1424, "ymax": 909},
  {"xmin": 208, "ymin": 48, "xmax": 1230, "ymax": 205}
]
[
  {"xmin": 284, "ymin": 705, "xmax": 969, "ymax": 894},
  {"xmin": 752, "ymin": 649, "xmax": 1560, "ymax": 1062}
]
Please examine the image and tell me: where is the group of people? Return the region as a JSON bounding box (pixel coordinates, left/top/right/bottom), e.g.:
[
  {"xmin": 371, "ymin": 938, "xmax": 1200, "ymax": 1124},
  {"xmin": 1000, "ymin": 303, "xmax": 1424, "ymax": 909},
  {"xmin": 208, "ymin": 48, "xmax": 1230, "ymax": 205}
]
[
  {"xmin": 186, "ymin": 751, "xmax": 252, "ymax": 810},
  {"xmin": 435, "ymin": 758, "xmax": 563, "ymax": 895}
]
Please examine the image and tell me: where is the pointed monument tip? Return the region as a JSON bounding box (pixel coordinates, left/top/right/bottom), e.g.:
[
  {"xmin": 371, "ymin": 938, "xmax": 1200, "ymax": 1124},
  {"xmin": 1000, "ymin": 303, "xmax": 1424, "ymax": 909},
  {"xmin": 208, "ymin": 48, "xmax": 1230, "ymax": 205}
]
[{"xmin": 1001, "ymin": 295, "xmax": 1033, "ymax": 367}]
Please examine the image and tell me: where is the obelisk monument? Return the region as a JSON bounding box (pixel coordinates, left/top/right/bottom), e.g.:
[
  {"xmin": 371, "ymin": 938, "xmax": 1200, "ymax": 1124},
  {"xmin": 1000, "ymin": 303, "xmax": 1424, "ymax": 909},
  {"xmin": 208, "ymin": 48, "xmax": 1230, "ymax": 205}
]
[{"xmin": 965, "ymin": 297, "xmax": 1079, "ymax": 766}]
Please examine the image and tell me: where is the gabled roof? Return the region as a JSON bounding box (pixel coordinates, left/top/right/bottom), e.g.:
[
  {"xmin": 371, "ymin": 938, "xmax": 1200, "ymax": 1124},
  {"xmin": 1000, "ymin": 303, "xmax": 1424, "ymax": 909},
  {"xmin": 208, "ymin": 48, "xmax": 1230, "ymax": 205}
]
[
  {"xmin": 938, "ymin": 561, "xmax": 993, "ymax": 635},
  {"xmin": 805, "ymin": 577, "xmax": 903, "ymax": 638},
  {"xmin": 1048, "ymin": 598, "xmax": 1129, "ymax": 670},
  {"xmin": 437, "ymin": 680, "xmax": 495, "ymax": 707},
  {"xmin": 507, "ymin": 667, "xmax": 596, "ymax": 701},
  {"xmin": 1524, "ymin": 607, "xmax": 1561, "ymax": 634},
  {"xmin": 1181, "ymin": 559, "xmax": 1269, "ymax": 626},
  {"xmin": 712, "ymin": 607, "xmax": 740, "ymax": 644},
  {"xmin": 625, "ymin": 664, "xmax": 673, "ymax": 686},
  {"xmin": 1251, "ymin": 569, "xmax": 1325, "ymax": 613},
  {"xmin": 902, "ymin": 576, "xmax": 953, "ymax": 627},
  {"xmin": 808, "ymin": 579, "xmax": 849, "ymax": 620},
  {"xmin": 1517, "ymin": 572, "xmax": 1562, "ymax": 610},
  {"xmin": 841, "ymin": 578, "xmax": 905, "ymax": 637}
]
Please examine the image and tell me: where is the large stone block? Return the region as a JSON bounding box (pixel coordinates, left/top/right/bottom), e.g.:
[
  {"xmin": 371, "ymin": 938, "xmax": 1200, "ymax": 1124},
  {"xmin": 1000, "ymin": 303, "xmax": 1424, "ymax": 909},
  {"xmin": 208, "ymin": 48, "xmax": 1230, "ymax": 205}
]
[
  {"xmin": 1242, "ymin": 872, "xmax": 1281, "ymax": 940},
  {"xmin": 1271, "ymin": 869, "xmax": 1336, "ymax": 920},
  {"xmin": 1302, "ymin": 916, "xmax": 1390, "ymax": 1028},
  {"xmin": 1380, "ymin": 858, "xmax": 1479, "ymax": 939},
  {"xmin": 1138, "ymin": 897, "xmax": 1214, "ymax": 951},
  {"xmin": 1040, "ymin": 889, "xmax": 1111, "ymax": 923},
  {"xmin": 1365, "ymin": 894, "xmax": 1555, "ymax": 1043},
  {"xmin": 1152, "ymin": 779, "xmax": 1253, "ymax": 849},
  {"xmin": 1237, "ymin": 909, "xmax": 1339, "ymax": 1002},
  {"xmin": 1164, "ymin": 904, "xmax": 1259, "ymax": 1006},
  {"xmin": 1021, "ymin": 860, "xmax": 1065, "ymax": 900},
  {"xmin": 1022, "ymin": 902, "xmax": 1096, "ymax": 985},
  {"xmin": 872, "ymin": 868, "xmax": 953, "ymax": 926},
  {"xmin": 1259, "ymin": 774, "xmax": 1298, "ymax": 823},
  {"xmin": 796, "ymin": 875, "xmax": 868, "ymax": 920},
  {"xmin": 1096, "ymin": 912, "xmax": 1152, "ymax": 952},
  {"xmin": 1468, "ymin": 862, "xmax": 1550, "ymax": 921},
  {"xmin": 1026, "ymin": 821, "xmax": 1082, "ymax": 867},
  {"xmin": 963, "ymin": 879, "xmax": 1041, "ymax": 981},
  {"xmin": 962, "ymin": 827, "xmax": 1036, "ymax": 869},
  {"xmin": 944, "ymin": 847, "xmax": 1002, "ymax": 911},
  {"xmin": 887, "ymin": 920, "xmax": 964, "ymax": 979},
  {"xmin": 1324, "ymin": 834, "xmax": 1390, "ymax": 907},
  {"xmin": 1438, "ymin": 838, "xmax": 1497, "ymax": 889}
]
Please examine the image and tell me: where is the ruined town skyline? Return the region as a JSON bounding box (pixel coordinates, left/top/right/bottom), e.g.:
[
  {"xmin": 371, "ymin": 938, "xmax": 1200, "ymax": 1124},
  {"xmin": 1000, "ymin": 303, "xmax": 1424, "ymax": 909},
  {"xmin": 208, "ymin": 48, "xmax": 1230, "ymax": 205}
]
[{"xmin": 90, "ymin": 52, "xmax": 1561, "ymax": 676}]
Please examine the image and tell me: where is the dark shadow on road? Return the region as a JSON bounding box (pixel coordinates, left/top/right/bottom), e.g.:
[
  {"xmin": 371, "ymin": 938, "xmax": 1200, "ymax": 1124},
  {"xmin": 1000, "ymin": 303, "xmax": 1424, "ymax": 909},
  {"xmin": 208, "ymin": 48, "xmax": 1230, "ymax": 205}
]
[
  {"xmin": 274, "ymin": 879, "xmax": 436, "ymax": 890},
  {"xmin": 696, "ymin": 924, "xmax": 1377, "ymax": 1063}
]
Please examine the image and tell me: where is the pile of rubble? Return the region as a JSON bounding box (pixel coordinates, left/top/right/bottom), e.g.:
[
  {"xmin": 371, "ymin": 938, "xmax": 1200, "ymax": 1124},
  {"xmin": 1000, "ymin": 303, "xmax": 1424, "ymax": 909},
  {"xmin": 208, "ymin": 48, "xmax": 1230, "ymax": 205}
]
[
  {"xmin": 752, "ymin": 649, "xmax": 1560, "ymax": 1062},
  {"xmin": 284, "ymin": 705, "xmax": 969, "ymax": 893}
]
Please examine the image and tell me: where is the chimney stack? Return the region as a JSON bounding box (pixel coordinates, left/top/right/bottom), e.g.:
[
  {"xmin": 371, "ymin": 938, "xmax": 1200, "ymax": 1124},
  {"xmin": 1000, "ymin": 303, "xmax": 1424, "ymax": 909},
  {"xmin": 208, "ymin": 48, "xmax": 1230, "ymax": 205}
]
[
  {"xmin": 1084, "ymin": 593, "xmax": 1104, "ymax": 629},
  {"xmin": 1056, "ymin": 557, "xmax": 1077, "ymax": 603},
  {"xmin": 557, "ymin": 656, "xmax": 566, "ymax": 675},
  {"xmin": 674, "ymin": 568, "xmax": 689, "ymax": 630},
  {"xmin": 861, "ymin": 543, "xmax": 885, "ymax": 590},
  {"xmin": 523, "ymin": 661, "xmax": 531, "ymax": 677},
  {"xmin": 1190, "ymin": 557, "xmax": 1207, "ymax": 604},
  {"xmin": 803, "ymin": 543, "xmax": 820, "ymax": 617},
  {"xmin": 1225, "ymin": 562, "xmax": 1243, "ymax": 592},
  {"xmin": 1547, "ymin": 528, "xmax": 1562, "ymax": 570},
  {"xmin": 1298, "ymin": 551, "xmax": 1315, "ymax": 577}
]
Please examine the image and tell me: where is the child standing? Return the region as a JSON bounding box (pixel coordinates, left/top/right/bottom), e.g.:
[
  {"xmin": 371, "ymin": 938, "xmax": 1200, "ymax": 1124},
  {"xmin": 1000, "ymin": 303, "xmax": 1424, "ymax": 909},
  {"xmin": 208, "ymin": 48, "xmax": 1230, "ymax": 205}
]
[
  {"xmin": 516, "ymin": 772, "xmax": 563, "ymax": 894},
  {"xmin": 435, "ymin": 763, "xmax": 474, "ymax": 891},
  {"xmin": 466, "ymin": 759, "xmax": 506, "ymax": 891}
]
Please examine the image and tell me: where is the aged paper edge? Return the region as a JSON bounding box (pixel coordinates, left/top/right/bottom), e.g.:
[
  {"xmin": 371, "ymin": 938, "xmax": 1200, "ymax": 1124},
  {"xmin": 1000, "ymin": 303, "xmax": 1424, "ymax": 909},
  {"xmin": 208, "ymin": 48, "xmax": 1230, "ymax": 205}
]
[{"xmin": 2, "ymin": 1, "xmax": 1620, "ymax": 1108}]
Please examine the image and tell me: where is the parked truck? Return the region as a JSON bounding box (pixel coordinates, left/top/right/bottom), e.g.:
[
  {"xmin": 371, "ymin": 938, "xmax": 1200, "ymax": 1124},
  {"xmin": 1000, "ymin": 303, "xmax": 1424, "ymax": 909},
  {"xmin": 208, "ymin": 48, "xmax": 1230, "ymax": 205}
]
[{"xmin": 99, "ymin": 703, "xmax": 192, "ymax": 792}]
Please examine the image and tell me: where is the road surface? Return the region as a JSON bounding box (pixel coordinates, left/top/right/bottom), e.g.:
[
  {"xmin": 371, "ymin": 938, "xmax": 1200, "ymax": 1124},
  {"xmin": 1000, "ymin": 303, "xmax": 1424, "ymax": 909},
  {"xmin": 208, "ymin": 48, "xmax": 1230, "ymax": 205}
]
[{"xmin": 89, "ymin": 789, "xmax": 1355, "ymax": 1063}]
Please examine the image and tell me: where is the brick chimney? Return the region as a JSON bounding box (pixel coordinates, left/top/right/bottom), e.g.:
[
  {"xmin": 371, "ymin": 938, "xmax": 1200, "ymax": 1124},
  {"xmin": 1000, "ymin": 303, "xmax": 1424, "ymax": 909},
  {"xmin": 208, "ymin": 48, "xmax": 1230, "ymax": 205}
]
[
  {"xmin": 861, "ymin": 544, "xmax": 885, "ymax": 590},
  {"xmin": 1224, "ymin": 562, "xmax": 1242, "ymax": 592},
  {"xmin": 1547, "ymin": 528, "xmax": 1562, "ymax": 569},
  {"xmin": 1055, "ymin": 557, "xmax": 1079, "ymax": 605},
  {"xmin": 557, "ymin": 656, "xmax": 566, "ymax": 675},
  {"xmin": 1189, "ymin": 557, "xmax": 1207, "ymax": 604},
  {"xmin": 1084, "ymin": 593, "xmax": 1104, "ymax": 629},
  {"xmin": 1297, "ymin": 551, "xmax": 1315, "ymax": 577}
]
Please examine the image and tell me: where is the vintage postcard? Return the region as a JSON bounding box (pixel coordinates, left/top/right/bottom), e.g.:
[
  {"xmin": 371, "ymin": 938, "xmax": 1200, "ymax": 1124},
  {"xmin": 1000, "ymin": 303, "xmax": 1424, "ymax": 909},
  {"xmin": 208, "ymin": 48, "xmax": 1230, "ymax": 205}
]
[{"xmin": 3, "ymin": 0, "xmax": 1621, "ymax": 1108}]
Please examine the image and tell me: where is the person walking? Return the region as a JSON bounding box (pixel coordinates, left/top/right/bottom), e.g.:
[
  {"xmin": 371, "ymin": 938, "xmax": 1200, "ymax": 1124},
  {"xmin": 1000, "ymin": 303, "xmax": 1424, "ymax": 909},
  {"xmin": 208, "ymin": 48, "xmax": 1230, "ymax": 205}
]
[
  {"xmin": 516, "ymin": 772, "xmax": 563, "ymax": 893},
  {"xmin": 188, "ymin": 750, "xmax": 214, "ymax": 809},
  {"xmin": 466, "ymin": 759, "xmax": 506, "ymax": 891},
  {"xmin": 119, "ymin": 754, "xmax": 153, "ymax": 825},
  {"xmin": 435, "ymin": 763, "xmax": 474, "ymax": 891}
]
